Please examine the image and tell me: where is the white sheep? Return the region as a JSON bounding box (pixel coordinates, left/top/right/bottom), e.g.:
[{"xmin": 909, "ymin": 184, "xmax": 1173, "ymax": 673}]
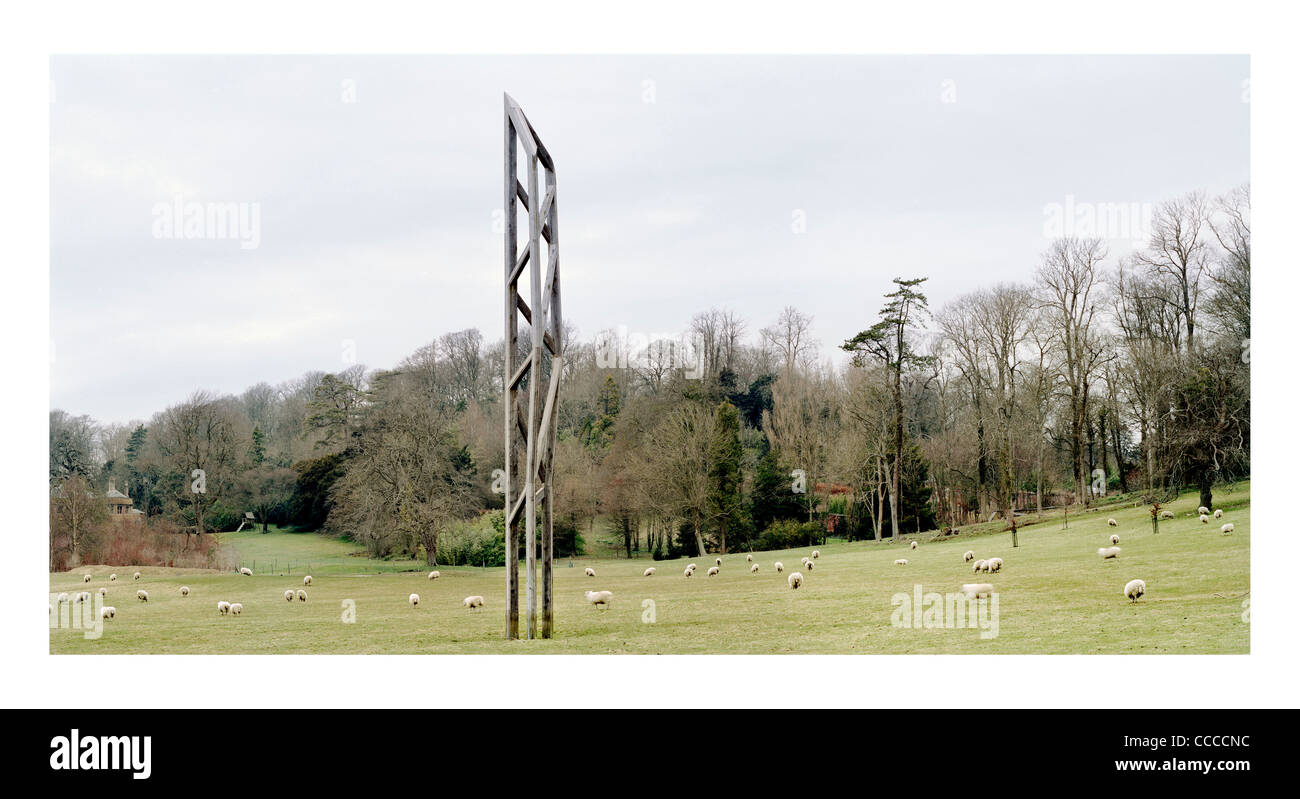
[
  {"xmin": 750, "ymin": 563, "xmax": 759, "ymax": 573},
  {"xmin": 217, "ymin": 601, "xmax": 231, "ymax": 615},
  {"xmin": 1110, "ymin": 534, "xmax": 1120, "ymax": 545},
  {"xmin": 97, "ymin": 587, "xmax": 108, "ymax": 596},
  {"xmin": 303, "ymin": 575, "xmax": 313, "ymax": 585},
  {"xmin": 136, "ymin": 589, "xmax": 149, "ymax": 602},
  {"xmin": 963, "ymin": 550, "xmax": 975, "ymax": 562},
  {"xmin": 180, "ymin": 586, "xmax": 190, "ymax": 596},
  {"xmin": 239, "ymin": 567, "xmax": 253, "ymax": 576},
  {"xmin": 774, "ymin": 561, "xmax": 784, "ymax": 573},
  {"xmin": 585, "ymin": 590, "xmax": 613, "ymax": 607},
  {"xmin": 56, "ymin": 592, "xmax": 69, "ymax": 604},
  {"xmin": 1159, "ymin": 510, "xmax": 1174, "ymax": 520},
  {"xmin": 707, "ymin": 566, "xmax": 720, "ymax": 577},
  {"xmin": 716, "ymin": 558, "xmax": 722, "ymax": 567},
  {"xmin": 1107, "ymin": 518, "xmax": 1118, "ymax": 527},
  {"xmin": 687, "ymin": 563, "xmax": 698, "ymax": 572},
  {"xmin": 284, "ymin": 590, "xmax": 295, "ymax": 602},
  {"xmin": 230, "ymin": 603, "xmax": 243, "ymax": 615},
  {"xmin": 1198, "ymin": 506, "xmax": 1210, "ymax": 515},
  {"xmin": 83, "ymin": 573, "xmax": 92, "ymax": 583},
  {"xmin": 427, "ymin": 571, "xmax": 440, "ymax": 580},
  {"xmin": 643, "ymin": 567, "xmax": 656, "ymax": 576},
  {"xmin": 787, "ymin": 572, "xmax": 804, "ymax": 589},
  {"xmin": 584, "ymin": 567, "xmax": 595, "ymax": 577},
  {"xmin": 746, "ymin": 554, "xmax": 753, "ymax": 562},
  {"xmin": 1200, "ymin": 514, "xmax": 1209, "ymax": 524},
  {"xmin": 75, "ymin": 591, "xmax": 91, "ymax": 603},
  {"xmin": 960, "ymin": 583, "xmax": 994, "ymax": 599},
  {"xmin": 683, "ymin": 567, "xmax": 693, "ymax": 577},
  {"xmin": 800, "ymin": 557, "xmax": 810, "ymax": 567},
  {"xmin": 1124, "ymin": 579, "xmax": 1146, "ymax": 603},
  {"xmin": 972, "ymin": 559, "xmax": 987, "ymax": 572},
  {"xmin": 409, "ymin": 593, "xmax": 420, "ymax": 606},
  {"xmin": 296, "ymin": 589, "xmax": 307, "ymax": 602},
  {"xmin": 463, "ymin": 595, "xmax": 485, "ymax": 610},
  {"xmin": 910, "ymin": 540, "xmax": 918, "ymax": 550},
  {"xmin": 812, "ymin": 550, "xmax": 820, "ymax": 559},
  {"xmin": 806, "ymin": 560, "xmax": 815, "ymax": 571},
  {"xmin": 1098, "ymin": 546, "xmax": 1121, "ymax": 560},
  {"xmin": 987, "ymin": 557, "xmax": 1003, "ymax": 573},
  {"xmin": 1221, "ymin": 523, "xmax": 1235, "ymax": 535},
  {"xmin": 109, "ymin": 574, "xmax": 117, "ymax": 581},
  {"xmin": 101, "ymin": 606, "xmax": 116, "ymax": 619},
  {"xmin": 133, "ymin": 572, "xmax": 141, "ymax": 581},
  {"xmin": 1214, "ymin": 509, "xmax": 1223, "ymax": 518},
  {"xmin": 895, "ymin": 558, "xmax": 909, "ymax": 566}
]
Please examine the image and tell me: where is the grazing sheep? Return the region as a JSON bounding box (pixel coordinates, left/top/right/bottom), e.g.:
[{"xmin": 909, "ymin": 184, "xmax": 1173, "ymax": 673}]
[
  {"xmin": 1124, "ymin": 579, "xmax": 1146, "ymax": 603},
  {"xmin": 687, "ymin": 563, "xmax": 698, "ymax": 572},
  {"xmin": 109, "ymin": 574, "xmax": 117, "ymax": 581},
  {"xmin": 296, "ymin": 589, "xmax": 307, "ymax": 602},
  {"xmin": 812, "ymin": 550, "xmax": 820, "ymax": 559},
  {"xmin": 239, "ymin": 567, "xmax": 253, "ymax": 576},
  {"xmin": 100, "ymin": 606, "xmax": 116, "ymax": 619},
  {"xmin": 963, "ymin": 550, "xmax": 975, "ymax": 562},
  {"xmin": 1110, "ymin": 534, "xmax": 1120, "ymax": 545},
  {"xmin": 409, "ymin": 593, "xmax": 420, "ymax": 606},
  {"xmin": 463, "ymin": 595, "xmax": 485, "ymax": 610},
  {"xmin": 136, "ymin": 590, "xmax": 149, "ymax": 602},
  {"xmin": 75, "ymin": 591, "xmax": 91, "ymax": 604},
  {"xmin": 133, "ymin": 572, "xmax": 141, "ymax": 581},
  {"xmin": 1159, "ymin": 510, "xmax": 1174, "ymax": 520},
  {"xmin": 427, "ymin": 571, "xmax": 440, "ymax": 580},
  {"xmin": 1107, "ymin": 518, "xmax": 1118, "ymax": 527},
  {"xmin": 707, "ymin": 566, "xmax": 720, "ymax": 577},
  {"xmin": 750, "ymin": 564, "xmax": 760, "ymax": 573},
  {"xmin": 972, "ymin": 559, "xmax": 987, "ymax": 572},
  {"xmin": 97, "ymin": 587, "xmax": 108, "ymax": 597},
  {"xmin": 775, "ymin": 562, "xmax": 784, "ymax": 573},
  {"xmin": 960, "ymin": 583, "xmax": 994, "ymax": 599},
  {"xmin": 83, "ymin": 573, "xmax": 92, "ymax": 583},
  {"xmin": 716, "ymin": 558, "xmax": 722, "ymax": 567},
  {"xmin": 217, "ymin": 601, "xmax": 231, "ymax": 615},
  {"xmin": 800, "ymin": 557, "xmax": 810, "ymax": 567},
  {"xmin": 179, "ymin": 586, "xmax": 190, "ymax": 596},
  {"xmin": 989, "ymin": 558, "xmax": 1004, "ymax": 573},
  {"xmin": 644, "ymin": 567, "xmax": 657, "ymax": 576},
  {"xmin": 56, "ymin": 592, "xmax": 69, "ymax": 604},
  {"xmin": 1098, "ymin": 546, "xmax": 1121, "ymax": 560},
  {"xmin": 1221, "ymin": 523, "xmax": 1235, "ymax": 535},
  {"xmin": 683, "ymin": 567, "xmax": 693, "ymax": 577},
  {"xmin": 788, "ymin": 572, "xmax": 804, "ymax": 589},
  {"xmin": 230, "ymin": 603, "xmax": 243, "ymax": 615},
  {"xmin": 1198, "ymin": 506, "xmax": 1210, "ymax": 515},
  {"xmin": 585, "ymin": 567, "xmax": 596, "ymax": 577},
  {"xmin": 806, "ymin": 560, "xmax": 814, "ymax": 571},
  {"xmin": 895, "ymin": 558, "xmax": 909, "ymax": 566},
  {"xmin": 284, "ymin": 590, "xmax": 295, "ymax": 602},
  {"xmin": 910, "ymin": 541, "xmax": 918, "ymax": 550},
  {"xmin": 303, "ymin": 575, "xmax": 312, "ymax": 585},
  {"xmin": 746, "ymin": 554, "xmax": 753, "ymax": 562},
  {"xmin": 1214, "ymin": 509, "xmax": 1223, "ymax": 518},
  {"xmin": 585, "ymin": 590, "xmax": 613, "ymax": 607},
  {"xmin": 1200, "ymin": 514, "xmax": 1209, "ymax": 524}
]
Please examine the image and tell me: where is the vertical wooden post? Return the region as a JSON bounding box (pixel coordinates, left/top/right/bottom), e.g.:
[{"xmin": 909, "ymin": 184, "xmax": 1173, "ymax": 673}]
[{"xmin": 503, "ymin": 96, "xmax": 519, "ymax": 640}]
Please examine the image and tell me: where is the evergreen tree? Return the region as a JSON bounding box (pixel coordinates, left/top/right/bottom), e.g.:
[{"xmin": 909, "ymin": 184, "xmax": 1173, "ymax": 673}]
[{"xmin": 705, "ymin": 401, "xmax": 744, "ymax": 553}]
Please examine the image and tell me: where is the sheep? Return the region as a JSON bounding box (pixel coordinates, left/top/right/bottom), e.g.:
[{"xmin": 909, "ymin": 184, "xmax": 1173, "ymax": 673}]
[
  {"xmin": 960, "ymin": 583, "xmax": 995, "ymax": 599},
  {"xmin": 83, "ymin": 573, "xmax": 92, "ymax": 583},
  {"xmin": 894, "ymin": 558, "xmax": 908, "ymax": 566},
  {"xmin": 643, "ymin": 567, "xmax": 657, "ymax": 576},
  {"xmin": 137, "ymin": 589, "xmax": 149, "ymax": 602},
  {"xmin": 1200, "ymin": 514, "xmax": 1209, "ymax": 524},
  {"xmin": 687, "ymin": 563, "xmax": 698, "ymax": 573},
  {"xmin": 1159, "ymin": 510, "xmax": 1174, "ymax": 520},
  {"xmin": 1124, "ymin": 579, "xmax": 1146, "ymax": 603},
  {"xmin": 972, "ymin": 559, "xmax": 987, "ymax": 572},
  {"xmin": 585, "ymin": 590, "xmax": 613, "ymax": 608},
  {"xmin": 910, "ymin": 541, "xmax": 918, "ymax": 550},
  {"xmin": 427, "ymin": 571, "xmax": 440, "ymax": 580},
  {"xmin": 812, "ymin": 550, "xmax": 820, "ymax": 559},
  {"xmin": 1098, "ymin": 546, "xmax": 1121, "ymax": 560},
  {"xmin": 1221, "ymin": 523, "xmax": 1235, "ymax": 535},
  {"xmin": 774, "ymin": 561, "xmax": 784, "ymax": 573},
  {"xmin": 963, "ymin": 550, "xmax": 975, "ymax": 562},
  {"xmin": 800, "ymin": 557, "xmax": 810, "ymax": 567},
  {"xmin": 716, "ymin": 558, "xmax": 722, "ymax": 567},
  {"xmin": 283, "ymin": 590, "xmax": 295, "ymax": 602},
  {"xmin": 230, "ymin": 603, "xmax": 243, "ymax": 615},
  {"xmin": 56, "ymin": 592, "xmax": 69, "ymax": 604},
  {"xmin": 1214, "ymin": 509, "xmax": 1223, "ymax": 518},
  {"xmin": 296, "ymin": 589, "xmax": 307, "ymax": 602},
  {"xmin": 239, "ymin": 567, "xmax": 253, "ymax": 576},
  {"xmin": 683, "ymin": 567, "xmax": 693, "ymax": 577},
  {"xmin": 986, "ymin": 557, "xmax": 1003, "ymax": 573},
  {"xmin": 584, "ymin": 567, "xmax": 596, "ymax": 577},
  {"xmin": 1110, "ymin": 534, "xmax": 1120, "ymax": 545},
  {"xmin": 806, "ymin": 560, "xmax": 814, "ymax": 571},
  {"xmin": 409, "ymin": 593, "xmax": 420, "ymax": 606},
  {"xmin": 788, "ymin": 572, "xmax": 804, "ymax": 589},
  {"xmin": 750, "ymin": 563, "xmax": 759, "ymax": 573},
  {"xmin": 109, "ymin": 574, "xmax": 117, "ymax": 581},
  {"xmin": 1107, "ymin": 518, "xmax": 1118, "ymax": 527},
  {"xmin": 75, "ymin": 591, "xmax": 91, "ymax": 604},
  {"xmin": 1198, "ymin": 506, "xmax": 1210, "ymax": 515},
  {"xmin": 100, "ymin": 606, "xmax": 116, "ymax": 619},
  {"xmin": 133, "ymin": 572, "xmax": 141, "ymax": 581},
  {"xmin": 463, "ymin": 595, "xmax": 485, "ymax": 610},
  {"xmin": 303, "ymin": 575, "xmax": 313, "ymax": 586},
  {"xmin": 746, "ymin": 554, "xmax": 753, "ymax": 562},
  {"xmin": 179, "ymin": 586, "xmax": 190, "ymax": 596},
  {"xmin": 217, "ymin": 601, "xmax": 230, "ymax": 615},
  {"xmin": 97, "ymin": 587, "xmax": 108, "ymax": 597},
  {"xmin": 707, "ymin": 566, "xmax": 720, "ymax": 577}
]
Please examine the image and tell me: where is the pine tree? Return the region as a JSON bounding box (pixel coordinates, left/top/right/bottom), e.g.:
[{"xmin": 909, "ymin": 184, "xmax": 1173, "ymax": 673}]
[{"xmin": 705, "ymin": 401, "xmax": 744, "ymax": 553}]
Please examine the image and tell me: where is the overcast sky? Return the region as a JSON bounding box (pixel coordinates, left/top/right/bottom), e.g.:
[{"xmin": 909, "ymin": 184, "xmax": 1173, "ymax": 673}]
[{"xmin": 50, "ymin": 55, "xmax": 1249, "ymax": 424}]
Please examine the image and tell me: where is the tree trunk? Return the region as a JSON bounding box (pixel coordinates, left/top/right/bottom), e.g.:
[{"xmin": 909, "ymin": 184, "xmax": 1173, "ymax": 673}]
[{"xmin": 693, "ymin": 517, "xmax": 707, "ymax": 558}]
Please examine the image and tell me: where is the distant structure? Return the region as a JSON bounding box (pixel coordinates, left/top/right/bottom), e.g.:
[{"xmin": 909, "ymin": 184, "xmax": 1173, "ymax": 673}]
[
  {"xmin": 105, "ymin": 481, "xmax": 144, "ymax": 524},
  {"xmin": 502, "ymin": 93, "xmax": 562, "ymax": 640}
]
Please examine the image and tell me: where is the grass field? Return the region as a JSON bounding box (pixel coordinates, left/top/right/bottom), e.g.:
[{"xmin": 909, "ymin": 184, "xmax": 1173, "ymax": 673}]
[{"xmin": 49, "ymin": 485, "xmax": 1250, "ymax": 654}]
